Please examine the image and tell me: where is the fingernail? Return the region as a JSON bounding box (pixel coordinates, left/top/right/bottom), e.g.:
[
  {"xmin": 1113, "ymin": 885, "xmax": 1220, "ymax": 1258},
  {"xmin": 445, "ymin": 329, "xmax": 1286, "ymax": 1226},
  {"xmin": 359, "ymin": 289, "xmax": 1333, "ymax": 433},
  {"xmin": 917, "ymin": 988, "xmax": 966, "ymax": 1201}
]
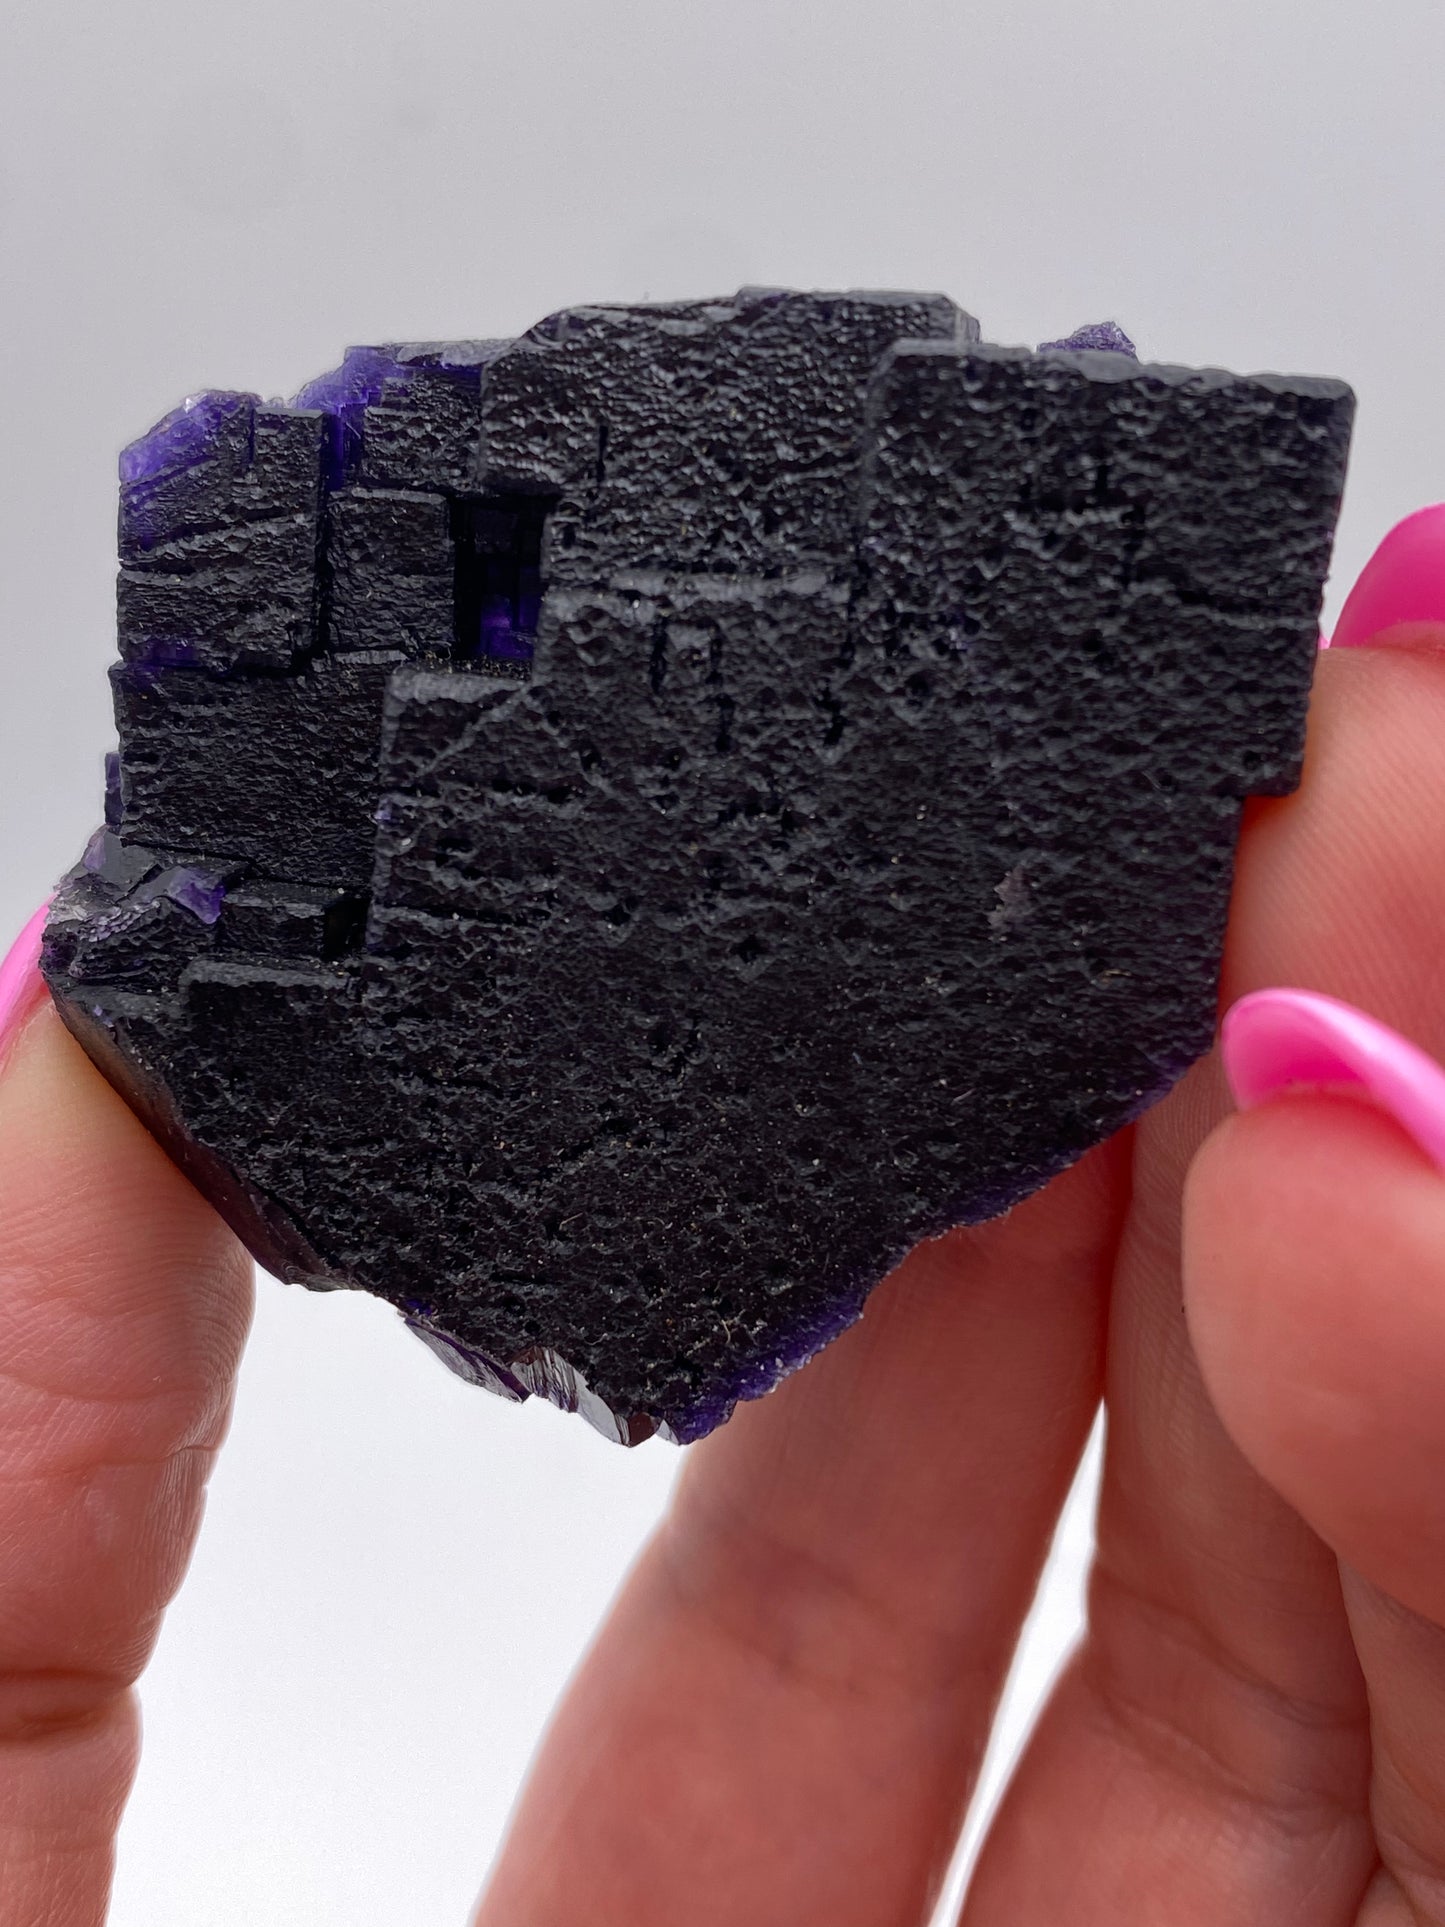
[
  {"xmin": 1330, "ymin": 503, "xmax": 1445, "ymax": 650},
  {"xmin": 1222, "ymin": 988, "xmax": 1445, "ymax": 1171},
  {"xmin": 0, "ymin": 904, "xmax": 52, "ymax": 1070}
]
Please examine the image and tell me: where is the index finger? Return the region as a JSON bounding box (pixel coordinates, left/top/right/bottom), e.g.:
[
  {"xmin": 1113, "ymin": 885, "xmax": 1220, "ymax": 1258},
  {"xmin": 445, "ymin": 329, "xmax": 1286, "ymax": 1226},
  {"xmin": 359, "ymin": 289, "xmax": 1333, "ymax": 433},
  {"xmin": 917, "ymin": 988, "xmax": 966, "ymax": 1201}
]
[{"xmin": 0, "ymin": 915, "xmax": 252, "ymax": 1927}]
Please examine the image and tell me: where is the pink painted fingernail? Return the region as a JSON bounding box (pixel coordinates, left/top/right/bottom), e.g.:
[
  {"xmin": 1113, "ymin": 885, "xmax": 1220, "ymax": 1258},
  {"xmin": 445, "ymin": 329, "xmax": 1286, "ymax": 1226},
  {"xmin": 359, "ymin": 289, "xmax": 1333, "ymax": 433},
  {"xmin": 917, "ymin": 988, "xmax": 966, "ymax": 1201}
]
[
  {"xmin": 0, "ymin": 904, "xmax": 52, "ymax": 1069},
  {"xmin": 1330, "ymin": 503, "xmax": 1445, "ymax": 650},
  {"xmin": 1222, "ymin": 988, "xmax": 1445, "ymax": 1171}
]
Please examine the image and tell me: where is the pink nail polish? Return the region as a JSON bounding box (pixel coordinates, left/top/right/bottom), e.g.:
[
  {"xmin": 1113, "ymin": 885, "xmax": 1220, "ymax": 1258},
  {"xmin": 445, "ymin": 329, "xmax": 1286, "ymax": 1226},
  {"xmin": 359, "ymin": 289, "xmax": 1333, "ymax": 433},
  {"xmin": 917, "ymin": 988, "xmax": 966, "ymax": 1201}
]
[
  {"xmin": 1330, "ymin": 503, "xmax": 1445, "ymax": 650},
  {"xmin": 1222, "ymin": 988, "xmax": 1445, "ymax": 1171},
  {"xmin": 0, "ymin": 903, "xmax": 52, "ymax": 1067}
]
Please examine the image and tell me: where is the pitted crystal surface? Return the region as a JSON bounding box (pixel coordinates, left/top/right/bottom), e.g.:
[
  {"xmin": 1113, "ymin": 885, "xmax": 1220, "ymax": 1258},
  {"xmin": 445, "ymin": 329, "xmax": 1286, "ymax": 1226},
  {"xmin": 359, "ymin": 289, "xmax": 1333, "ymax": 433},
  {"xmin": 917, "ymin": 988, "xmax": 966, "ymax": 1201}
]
[{"xmin": 42, "ymin": 290, "xmax": 1354, "ymax": 1443}]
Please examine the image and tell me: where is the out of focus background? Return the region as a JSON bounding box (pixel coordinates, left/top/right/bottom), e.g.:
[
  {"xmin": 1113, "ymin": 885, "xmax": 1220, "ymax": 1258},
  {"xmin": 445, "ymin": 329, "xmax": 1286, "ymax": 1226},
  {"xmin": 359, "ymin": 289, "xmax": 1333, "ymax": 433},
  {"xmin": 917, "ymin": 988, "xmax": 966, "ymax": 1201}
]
[{"xmin": 2, "ymin": 0, "xmax": 1442, "ymax": 1919}]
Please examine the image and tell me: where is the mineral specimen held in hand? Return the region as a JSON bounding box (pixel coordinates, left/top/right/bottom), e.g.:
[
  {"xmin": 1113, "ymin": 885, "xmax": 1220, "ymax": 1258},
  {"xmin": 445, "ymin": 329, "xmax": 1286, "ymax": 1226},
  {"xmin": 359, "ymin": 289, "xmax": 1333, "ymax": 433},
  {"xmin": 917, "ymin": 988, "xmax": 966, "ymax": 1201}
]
[{"xmin": 42, "ymin": 290, "xmax": 1354, "ymax": 1444}]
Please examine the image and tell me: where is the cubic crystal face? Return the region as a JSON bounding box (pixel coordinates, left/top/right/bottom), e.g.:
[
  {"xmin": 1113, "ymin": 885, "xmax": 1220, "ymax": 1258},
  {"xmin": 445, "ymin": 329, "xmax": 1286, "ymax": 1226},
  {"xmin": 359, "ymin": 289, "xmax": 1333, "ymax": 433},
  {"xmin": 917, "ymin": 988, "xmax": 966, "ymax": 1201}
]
[{"xmin": 41, "ymin": 290, "xmax": 1354, "ymax": 1444}]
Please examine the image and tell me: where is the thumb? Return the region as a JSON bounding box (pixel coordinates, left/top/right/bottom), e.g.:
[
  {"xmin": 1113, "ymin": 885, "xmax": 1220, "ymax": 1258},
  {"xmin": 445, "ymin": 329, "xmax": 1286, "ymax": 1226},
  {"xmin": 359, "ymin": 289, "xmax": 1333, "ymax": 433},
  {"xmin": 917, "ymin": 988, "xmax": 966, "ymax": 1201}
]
[
  {"xmin": 1182, "ymin": 987, "xmax": 1445, "ymax": 1623},
  {"xmin": 0, "ymin": 906, "xmax": 253, "ymax": 1925}
]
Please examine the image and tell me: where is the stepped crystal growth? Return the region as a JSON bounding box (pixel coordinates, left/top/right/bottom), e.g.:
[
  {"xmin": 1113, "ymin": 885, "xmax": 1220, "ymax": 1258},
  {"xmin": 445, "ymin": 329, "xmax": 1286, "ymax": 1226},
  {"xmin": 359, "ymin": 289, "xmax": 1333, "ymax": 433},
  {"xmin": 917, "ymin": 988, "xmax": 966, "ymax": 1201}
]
[{"xmin": 42, "ymin": 290, "xmax": 1353, "ymax": 1443}]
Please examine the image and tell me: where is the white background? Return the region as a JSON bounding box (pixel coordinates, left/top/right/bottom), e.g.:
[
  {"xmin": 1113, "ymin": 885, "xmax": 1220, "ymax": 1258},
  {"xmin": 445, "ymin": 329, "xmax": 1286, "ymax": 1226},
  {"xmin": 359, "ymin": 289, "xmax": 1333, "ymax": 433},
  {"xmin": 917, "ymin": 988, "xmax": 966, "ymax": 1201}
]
[{"xmin": 2, "ymin": 0, "xmax": 1443, "ymax": 1919}]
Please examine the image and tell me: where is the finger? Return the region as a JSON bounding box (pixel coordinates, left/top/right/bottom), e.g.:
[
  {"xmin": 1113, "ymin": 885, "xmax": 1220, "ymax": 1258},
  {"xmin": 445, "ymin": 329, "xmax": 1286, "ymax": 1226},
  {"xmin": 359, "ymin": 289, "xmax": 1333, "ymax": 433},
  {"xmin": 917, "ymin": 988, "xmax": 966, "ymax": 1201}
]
[
  {"xmin": 964, "ymin": 639, "xmax": 1445, "ymax": 1925},
  {"xmin": 1329, "ymin": 502, "xmax": 1445, "ymax": 651},
  {"xmin": 1188, "ymin": 999, "xmax": 1445, "ymax": 1918},
  {"xmin": 1190, "ymin": 997, "xmax": 1445, "ymax": 1617},
  {"xmin": 0, "ymin": 928, "xmax": 252, "ymax": 1927},
  {"xmin": 476, "ymin": 1135, "xmax": 1128, "ymax": 1927},
  {"xmin": 962, "ymin": 1052, "xmax": 1375, "ymax": 1926}
]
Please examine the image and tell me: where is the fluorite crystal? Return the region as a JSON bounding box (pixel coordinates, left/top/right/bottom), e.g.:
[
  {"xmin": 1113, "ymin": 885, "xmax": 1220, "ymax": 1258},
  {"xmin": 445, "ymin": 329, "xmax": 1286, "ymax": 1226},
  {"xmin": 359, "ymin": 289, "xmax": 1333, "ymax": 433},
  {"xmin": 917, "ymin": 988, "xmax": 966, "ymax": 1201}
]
[
  {"xmin": 41, "ymin": 289, "xmax": 1354, "ymax": 1444},
  {"xmin": 1037, "ymin": 320, "xmax": 1138, "ymax": 357}
]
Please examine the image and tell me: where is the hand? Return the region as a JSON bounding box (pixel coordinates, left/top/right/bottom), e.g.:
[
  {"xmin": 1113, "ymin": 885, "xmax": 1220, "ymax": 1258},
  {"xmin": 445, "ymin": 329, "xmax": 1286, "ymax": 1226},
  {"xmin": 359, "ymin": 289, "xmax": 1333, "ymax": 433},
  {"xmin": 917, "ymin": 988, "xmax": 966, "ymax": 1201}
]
[{"xmin": 4, "ymin": 511, "xmax": 1445, "ymax": 1925}]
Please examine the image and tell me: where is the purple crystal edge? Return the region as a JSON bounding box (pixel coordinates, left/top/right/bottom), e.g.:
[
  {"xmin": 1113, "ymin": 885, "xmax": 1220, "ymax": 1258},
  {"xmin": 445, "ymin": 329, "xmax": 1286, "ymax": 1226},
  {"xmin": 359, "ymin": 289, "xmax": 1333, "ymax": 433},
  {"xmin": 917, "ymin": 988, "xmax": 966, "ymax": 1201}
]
[
  {"xmin": 119, "ymin": 390, "xmax": 254, "ymax": 486},
  {"xmin": 1037, "ymin": 320, "xmax": 1138, "ymax": 359}
]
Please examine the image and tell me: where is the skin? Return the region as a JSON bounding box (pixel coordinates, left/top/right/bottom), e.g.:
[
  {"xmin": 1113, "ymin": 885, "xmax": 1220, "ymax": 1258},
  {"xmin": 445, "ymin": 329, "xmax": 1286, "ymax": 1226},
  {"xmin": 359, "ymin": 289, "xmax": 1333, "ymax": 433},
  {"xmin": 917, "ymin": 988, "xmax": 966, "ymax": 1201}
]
[{"xmin": 5, "ymin": 642, "xmax": 1445, "ymax": 1923}]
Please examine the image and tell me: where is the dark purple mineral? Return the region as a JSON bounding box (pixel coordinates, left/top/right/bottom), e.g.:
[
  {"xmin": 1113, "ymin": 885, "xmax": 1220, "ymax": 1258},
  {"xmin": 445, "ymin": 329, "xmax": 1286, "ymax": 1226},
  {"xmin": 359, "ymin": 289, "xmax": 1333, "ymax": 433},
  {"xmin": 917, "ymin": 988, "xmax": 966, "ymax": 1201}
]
[
  {"xmin": 41, "ymin": 289, "xmax": 1353, "ymax": 1443},
  {"xmin": 1037, "ymin": 319, "xmax": 1139, "ymax": 357}
]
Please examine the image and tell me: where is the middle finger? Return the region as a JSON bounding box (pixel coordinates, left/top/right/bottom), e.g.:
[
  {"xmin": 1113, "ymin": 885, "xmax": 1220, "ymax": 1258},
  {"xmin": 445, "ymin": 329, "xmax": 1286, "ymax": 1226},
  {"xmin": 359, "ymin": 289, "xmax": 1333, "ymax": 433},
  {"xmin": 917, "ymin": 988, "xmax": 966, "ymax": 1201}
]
[{"xmin": 476, "ymin": 1135, "xmax": 1127, "ymax": 1927}]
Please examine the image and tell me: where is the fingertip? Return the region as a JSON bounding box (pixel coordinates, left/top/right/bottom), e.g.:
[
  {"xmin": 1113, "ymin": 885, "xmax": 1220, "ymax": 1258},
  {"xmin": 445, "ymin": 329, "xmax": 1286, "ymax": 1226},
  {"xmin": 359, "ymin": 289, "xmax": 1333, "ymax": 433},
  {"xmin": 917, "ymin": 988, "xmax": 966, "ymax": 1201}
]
[
  {"xmin": 1330, "ymin": 502, "xmax": 1445, "ymax": 651},
  {"xmin": 1184, "ymin": 1091, "xmax": 1445, "ymax": 1619},
  {"xmin": 1221, "ymin": 988, "xmax": 1445, "ymax": 1171},
  {"xmin": 0, "ymin": 902, "xmax": 52, "ymax": 1074},
  {"xmin": 0, "ymin": 995, "xmax": 254, "ymax": 1423}
]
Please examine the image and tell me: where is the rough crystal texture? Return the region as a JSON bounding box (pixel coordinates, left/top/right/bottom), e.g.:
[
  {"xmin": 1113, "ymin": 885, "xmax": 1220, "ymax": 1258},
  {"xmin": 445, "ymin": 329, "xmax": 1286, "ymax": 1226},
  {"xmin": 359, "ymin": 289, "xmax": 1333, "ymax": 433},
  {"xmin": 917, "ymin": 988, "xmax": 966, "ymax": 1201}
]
[
  {"xmin": 43, "ymin": 290, "xmax": 1354, "ymax": 1444},
  {"xmin": 1038, "ymin": 320, "xmax": 1139, "ymax": 357}
]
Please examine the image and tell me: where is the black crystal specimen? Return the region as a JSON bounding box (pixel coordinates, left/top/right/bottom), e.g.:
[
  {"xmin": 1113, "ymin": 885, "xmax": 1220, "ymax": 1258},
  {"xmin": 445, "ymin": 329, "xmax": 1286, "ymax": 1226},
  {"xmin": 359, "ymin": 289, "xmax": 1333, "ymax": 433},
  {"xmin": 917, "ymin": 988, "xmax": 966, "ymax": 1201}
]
[{"xmin": 42, "ymin": 290, "xmax": 1354, "ymax": 1444}]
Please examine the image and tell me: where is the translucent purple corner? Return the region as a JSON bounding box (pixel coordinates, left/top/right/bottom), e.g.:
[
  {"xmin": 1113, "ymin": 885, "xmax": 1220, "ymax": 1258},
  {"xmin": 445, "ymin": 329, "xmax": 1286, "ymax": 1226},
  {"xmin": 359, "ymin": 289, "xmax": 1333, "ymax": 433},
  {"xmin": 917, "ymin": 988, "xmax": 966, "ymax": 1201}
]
[
  {"xmin": 119, "ymin": 391, "xmax": 253, "ymax": 485},
  {"xmin": 1037, "ymin": 321, "xmax": 1138, "ymax": 359},
  {"xmin": 162, "ymin": 867, "xmax": 228, "ymax": 925},
  {"xmin": 290, "ymin": 346, "xmax": 411, "ymax": 417},
  {"xmin": 291, "ymin": 347, "xmax": 419, "ymax": 491}
]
